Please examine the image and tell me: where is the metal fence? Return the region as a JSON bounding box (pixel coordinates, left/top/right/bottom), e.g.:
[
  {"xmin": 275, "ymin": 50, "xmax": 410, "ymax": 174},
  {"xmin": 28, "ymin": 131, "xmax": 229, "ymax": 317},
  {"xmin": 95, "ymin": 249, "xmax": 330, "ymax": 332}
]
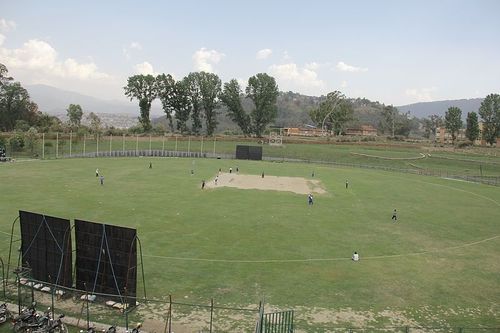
[
  {"xmin": 314, "ymin": 327, "xmax": 500, "ymax": 332},
  {"xmin": 0, "ymin": 269, "xmax": 261, "ymax": 333},
  {"xmin": 263, "ymin": 157, "xmax": 500, "ymax": 186},
  {"xmin": 2, "ymin": 260, "xmax": 499, "ymax": 332},
  {"xmin": 1, "ymin": 132, "xmax": 499, "ymax": 187}
]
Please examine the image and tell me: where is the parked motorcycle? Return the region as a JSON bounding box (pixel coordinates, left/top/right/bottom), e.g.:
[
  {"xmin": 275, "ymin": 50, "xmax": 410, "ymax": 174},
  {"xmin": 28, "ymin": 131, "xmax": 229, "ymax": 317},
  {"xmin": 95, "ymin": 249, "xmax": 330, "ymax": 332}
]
[
  {"xmin": 0, "ymin": 303, "xmax": 12, "ymax": 324},
  {"xmin": 104, "ymin": 325, "xmax": 117, "ymax": 333},
  {"xmin": 43, "ymin": 314, "xmax": 67, "ymax": 333},
  {"xmin": 131, "ymin": 323, "xmax": 141, "ymax": 333},
  {"xmin": 13, "ymin": 306, "xmax": 50, "ymax": 333}
]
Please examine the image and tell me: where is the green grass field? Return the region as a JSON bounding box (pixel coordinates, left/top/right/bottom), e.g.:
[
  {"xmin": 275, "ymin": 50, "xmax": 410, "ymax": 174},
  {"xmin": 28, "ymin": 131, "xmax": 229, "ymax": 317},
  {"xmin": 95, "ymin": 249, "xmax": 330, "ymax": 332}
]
[{"xmin": 1, "ymin": 156, "xmax": 499, "ymax": 331}]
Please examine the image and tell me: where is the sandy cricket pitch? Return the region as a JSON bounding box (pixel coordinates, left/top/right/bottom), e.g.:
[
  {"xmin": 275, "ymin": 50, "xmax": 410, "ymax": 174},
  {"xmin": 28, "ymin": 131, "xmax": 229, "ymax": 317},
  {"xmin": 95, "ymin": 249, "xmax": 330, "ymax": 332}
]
[{"xmin": 206, "ymin": 172, "xmax": 326, "ymax": 194}]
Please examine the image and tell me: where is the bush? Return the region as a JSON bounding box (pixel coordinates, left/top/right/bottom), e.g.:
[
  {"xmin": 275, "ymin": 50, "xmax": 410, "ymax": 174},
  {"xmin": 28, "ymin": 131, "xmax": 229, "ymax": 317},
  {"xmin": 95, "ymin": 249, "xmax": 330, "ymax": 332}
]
[{"xmin": 9, "ymin": 134, "xmax": 25, "ymax": 151}]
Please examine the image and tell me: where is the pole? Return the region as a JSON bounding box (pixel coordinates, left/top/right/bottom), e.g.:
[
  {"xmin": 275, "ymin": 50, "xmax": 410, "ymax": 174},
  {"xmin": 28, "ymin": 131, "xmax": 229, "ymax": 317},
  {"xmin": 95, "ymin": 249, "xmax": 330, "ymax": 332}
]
[
  {"xmin": 201, "ymin": 136, "xmax": 204, "ymax": 154},
  {"xmin": 69, "ymin": 132, "xmax": 72, "ymax": 157},
  {"xmin": 209, "ymin": 298, "xmax": 214, "ymax": 333},
  {"xmin": 42, "ymin": 133, "xmax": 45, "ymax": 159},
  {"xmin": 84, "ymin": 282, "xmax": 90, "ymax": 329},
  {"xmin": 56, "ymin": 132, "xmax": 59, "ymax": 158},
  {"xmin": 96, "ymin": 134, "xmax": 99, "ymax": 156},
  {"xmin": 49, "ymin": 275, "xmax": 54, "ymax": 319},
  {"xmin": 149, "ymin": 135, "xmax": 152, "ymax": 155},
  {"xmin": 136, "ymin": 135, "xmax": 139, "ymax": 155},
  {"xmin": 162, "ymin": 134, "xmax": 165, "ymax": 153},
  {"xmin": 213, "ymin": 136, "xmax": 216, "ymax": 156},
  {"xmin": 188, "ymin": 136, "xmax": 191, "ymax": 154},
  {"xmin": 175, "ymin": 135, "xmax": 178, "ymax": 152},
  {"xmin": 122, "ymin": 134, "xmax": 125, "ymax": 153},
  {"xmin": 83, "ymin": 134, "xmax": 86, "ymax": 155},
  {"xmin": 110, "ymin": 134, "xmax": 113, "ymax": 154},
  {"xmin": 168, "ymin": 295, "xmax": 172, "ymax": 333}
]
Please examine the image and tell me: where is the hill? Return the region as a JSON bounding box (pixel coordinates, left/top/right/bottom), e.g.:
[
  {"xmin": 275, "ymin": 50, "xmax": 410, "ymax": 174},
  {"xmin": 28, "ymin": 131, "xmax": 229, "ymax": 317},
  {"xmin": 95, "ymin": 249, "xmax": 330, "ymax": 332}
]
[
  {"xmin": 396, "ymin": 98, "xmax": 484, "ymax": 118},
  {"xmin": 24, "ymin": 84, "xmax": 488, "ymax": 131},
  {"xmin": 25, "ymin": 84, "xmax": 163, "ymax": 116}
]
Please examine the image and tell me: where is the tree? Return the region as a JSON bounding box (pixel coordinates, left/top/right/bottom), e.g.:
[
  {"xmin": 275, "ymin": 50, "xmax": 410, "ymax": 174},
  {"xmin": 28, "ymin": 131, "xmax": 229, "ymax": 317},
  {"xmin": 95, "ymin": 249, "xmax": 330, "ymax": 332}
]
[
  {"xmin": 25, "ymin": 127, "xmax": 39, "ymax": 153},
  {"xmin": 197, "ymin": 72, "xmax": 222, "ymax": 136},
  {"xmin": 309, "ymin": 91, "xmax": 353, "ymax": 135},
  {"xmin": 124, "ymin": 75, "xmax": 157, "ymax": 132},
  {"xmin": 87, "ymin": 112, "xmax": 102, "ymax": 137},
  {"xmin": 171, "ymin": 80, "xmax": 192, "ymax": 134},
  {"xmin": 478, "ymin": 93, "xmax": 500, "ymax": 145},
  {"xmin": 422, "ymin": 114, "xmax": 443, "ymax": 138},
  {"xmin": 220, "ymin": 79, "xmax": 251, "ymax": 136},
  {"xmin": 465, "ymin": 112, "xmax": 480, "ymax": 143},
  {"xmin": 67, "ymin": 104, "xmax": 83, "ymax": 127},
  {"xmin": 0, "ymin": 82, "xmax": 37, "ymax": 131},
  {"xmin": 156, "ymin": 74, "xmax": 177, "ymax": 131},
  {"xmin": 0, "ymin": 63, "xmax": 14, "ymax": 87},
  {"xmin": 444, "ymin": 106, "xmax": 463, "ymax": 143},
  {"xmin": 380, "ymin": 105, "xmax": 398, "ymax": 137},
  {"xmin": 246, "ymin": 73, "xmax": 279, "ymax": 137},
  {"xmin": 8, "ymin": 133, "xmax": 25, "ymax": 151},
  {"xmin": 36, "ymin": 113, "xmax": 62, "ymax": 133},
  {"xmin": 184, "ymin": 73, "xmax": 203, "ymax": 134}
]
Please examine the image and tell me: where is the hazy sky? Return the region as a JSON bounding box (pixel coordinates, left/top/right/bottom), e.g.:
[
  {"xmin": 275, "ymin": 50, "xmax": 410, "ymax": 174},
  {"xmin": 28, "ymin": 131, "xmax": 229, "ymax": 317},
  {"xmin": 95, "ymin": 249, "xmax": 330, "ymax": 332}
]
[{"xmin": 1, "ymin": 0, "xmax": 499, "ymax": 107}]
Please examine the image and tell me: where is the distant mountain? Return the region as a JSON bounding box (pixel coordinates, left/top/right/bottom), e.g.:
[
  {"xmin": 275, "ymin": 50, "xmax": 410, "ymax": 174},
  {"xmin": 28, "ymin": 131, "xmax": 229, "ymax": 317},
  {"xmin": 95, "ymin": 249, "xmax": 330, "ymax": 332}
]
[
  {"xmin": 396, "ymin": 98, "xmax": 484, "ymax": 119},
  {"xmin": 25, "ymin": 84, "xmax": 486, "ymax": 131},
  {"xmin": 25, "ymin": 84, "xmax": 163, "ymax": 116}
]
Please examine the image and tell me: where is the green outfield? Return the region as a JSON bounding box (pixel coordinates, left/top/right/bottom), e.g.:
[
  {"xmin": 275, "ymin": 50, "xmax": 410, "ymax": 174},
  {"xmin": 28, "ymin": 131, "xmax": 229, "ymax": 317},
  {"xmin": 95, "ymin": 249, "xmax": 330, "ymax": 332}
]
[{"xmin": 0, "ymin": 156, "xmax": 499, "ymax": 330}]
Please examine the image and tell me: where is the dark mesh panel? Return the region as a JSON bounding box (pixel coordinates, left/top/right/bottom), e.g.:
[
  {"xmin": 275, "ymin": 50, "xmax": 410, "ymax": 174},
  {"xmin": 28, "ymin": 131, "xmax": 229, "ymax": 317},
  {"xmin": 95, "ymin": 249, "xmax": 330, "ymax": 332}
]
[
  {"xmin": 75, "ymin": 219, "xmax": 137, "ymax": 306},
  {"xmin": 19, "ymin": 210, "xmax": 72, "ymax": 287}
]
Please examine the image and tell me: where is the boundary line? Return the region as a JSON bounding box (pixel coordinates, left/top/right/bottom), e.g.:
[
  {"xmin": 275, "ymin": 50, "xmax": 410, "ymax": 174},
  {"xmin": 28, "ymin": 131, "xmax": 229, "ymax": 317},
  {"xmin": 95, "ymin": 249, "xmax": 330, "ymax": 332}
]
[{"xmin": 142, "ymin": 235, "xmax": 500, "ymax": 263}]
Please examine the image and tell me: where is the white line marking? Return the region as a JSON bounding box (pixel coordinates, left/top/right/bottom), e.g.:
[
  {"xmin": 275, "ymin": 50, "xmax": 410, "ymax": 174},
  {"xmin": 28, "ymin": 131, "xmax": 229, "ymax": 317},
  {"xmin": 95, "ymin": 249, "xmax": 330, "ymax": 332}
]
[{"xmin": 142, "ymin": 235, "xmax": 500, "ymax": 263}]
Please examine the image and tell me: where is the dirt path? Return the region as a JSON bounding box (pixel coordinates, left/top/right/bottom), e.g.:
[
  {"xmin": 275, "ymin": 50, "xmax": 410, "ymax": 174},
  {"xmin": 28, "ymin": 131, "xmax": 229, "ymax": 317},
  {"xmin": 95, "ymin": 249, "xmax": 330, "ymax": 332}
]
[{"xmin": 205, "ymin": 173, "xmax": 326, "ymax": 195}]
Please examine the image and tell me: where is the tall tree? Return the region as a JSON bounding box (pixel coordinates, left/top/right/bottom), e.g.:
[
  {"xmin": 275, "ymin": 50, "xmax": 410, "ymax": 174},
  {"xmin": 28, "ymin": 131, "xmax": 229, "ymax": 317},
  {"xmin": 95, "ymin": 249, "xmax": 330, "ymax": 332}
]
[
  {"xmin": 171, "ymin": 80, "xmax": 192, "ymax": 134},
  {"xmin": 478, "ymin": 93, "xmax": 500, "ymax": 145},
  {"xmin": 465, "ymin": 111, "xmax": 480, "ymax": 143},
  {"xmin": 220, "ymin": 79, "xmax": 251, "ymax": 135},
  {"xmin": 184, "ymin": 73, "xmax": 203, "ymax": 134},
  {"xmin": 309, "ymin": 91, "xmax": 353, "ymax": 135},
  {"xmin": 36, "ymin": 113, "xmax": 61, "ymax": 133},
  {"xmin": 444, "ymin": 106, "xmax": 463, "ymax": 143},
  {"xmin": 0, "ymin": 63, "xmax": 14, "ymax": 87},
  {"xmin": 87, "ymin": 112, "xmax": 102, "ymax": 137},
  {"xmin": 246, "ymin": 73, "xmax": 279, "ymax": 137},
  {"xmin": 0, "ymin": 82, "xmax": 38, "ymax": 131},
  {"xmin": 379, "ymin": 105, "xmax": 398, "ymax": 137},
  {"xmin": 197, "ymin": 72, "xmax": 222, "ymax": 136},
  {"xmin": 67, "ymin": 104, "xmax": 83, "ymax": 127},
  {"xmin": 422, "ymin": 114, "xmax": 443, "ymax": 138},
  {"xmin": 124, "ymin": 75, "xmax": 157, "ymax": 132},
  {"xmin": 156, "ymin": 73, "xmax": 177, "ymax": 131}
]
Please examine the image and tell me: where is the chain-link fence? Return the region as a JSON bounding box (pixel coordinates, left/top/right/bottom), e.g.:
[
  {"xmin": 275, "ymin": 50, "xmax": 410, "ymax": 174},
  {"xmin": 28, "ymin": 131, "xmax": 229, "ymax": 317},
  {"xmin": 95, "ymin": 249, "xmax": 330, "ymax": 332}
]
[
  {"xmin": 1, "ymin": 132, "xmax": 498, "ymax": 186},
  {"xmin": 312, "ymin": 327, "xmax": 500, "ymax": 333},
  {"xmin": 0, "ymin": 267, "xmax": 261, "ymax": 333}
]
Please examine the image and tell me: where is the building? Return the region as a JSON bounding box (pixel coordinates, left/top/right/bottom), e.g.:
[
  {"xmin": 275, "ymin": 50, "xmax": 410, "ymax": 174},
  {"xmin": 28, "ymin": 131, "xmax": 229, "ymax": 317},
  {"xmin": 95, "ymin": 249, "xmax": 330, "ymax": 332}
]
[
  {"xmin": 345, "ymin": 125, "xmax": 378, "ymax": 136},
  {"xmin": 435, "ymin": 127, "xmax": 466, "ymax": 144},
  {"xmin": 282, "ymin": 127, "xmax": 326, "ymax": 137},
  {"xmin": 436, "ymin": 123, "xmax": 499, "ymax": 145}
]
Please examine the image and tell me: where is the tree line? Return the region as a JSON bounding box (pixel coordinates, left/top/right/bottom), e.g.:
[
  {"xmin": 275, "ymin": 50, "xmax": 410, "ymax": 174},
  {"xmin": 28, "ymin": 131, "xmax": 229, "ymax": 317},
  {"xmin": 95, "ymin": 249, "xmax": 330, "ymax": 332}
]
[
  {"xmin": 421, "ymin": 95, "xmax": 500, "ymax": 145},
  {"xmin": 124, "ymin": 71, "xmax": 280, "ymax": 137},
  {"xmin": 2, "ymin": 61, "xmax": 498, "ymax": 145}
]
